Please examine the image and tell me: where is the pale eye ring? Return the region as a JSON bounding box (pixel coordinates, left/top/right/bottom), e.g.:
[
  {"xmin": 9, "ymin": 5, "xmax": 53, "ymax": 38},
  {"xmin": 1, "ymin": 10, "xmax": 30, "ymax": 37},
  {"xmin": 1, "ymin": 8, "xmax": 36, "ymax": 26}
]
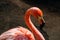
[{"xmin": 38, "ymin": 16, "xmax": 43, "ymax": 20}]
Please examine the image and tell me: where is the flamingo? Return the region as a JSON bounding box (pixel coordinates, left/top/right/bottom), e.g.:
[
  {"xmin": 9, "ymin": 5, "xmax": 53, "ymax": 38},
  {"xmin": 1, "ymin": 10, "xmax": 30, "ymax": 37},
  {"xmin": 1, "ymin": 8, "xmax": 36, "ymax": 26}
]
[{"xmin": 0, "ymin": 7, "xmax": 45, "ymax": 40}]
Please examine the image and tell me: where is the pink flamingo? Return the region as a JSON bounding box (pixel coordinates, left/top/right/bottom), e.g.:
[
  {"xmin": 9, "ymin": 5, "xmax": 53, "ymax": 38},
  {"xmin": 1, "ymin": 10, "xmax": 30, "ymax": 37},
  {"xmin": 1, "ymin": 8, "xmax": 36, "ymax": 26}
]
[{"xmin": 0, "ymin": 7, "xmax": 45, "ymax": 40}]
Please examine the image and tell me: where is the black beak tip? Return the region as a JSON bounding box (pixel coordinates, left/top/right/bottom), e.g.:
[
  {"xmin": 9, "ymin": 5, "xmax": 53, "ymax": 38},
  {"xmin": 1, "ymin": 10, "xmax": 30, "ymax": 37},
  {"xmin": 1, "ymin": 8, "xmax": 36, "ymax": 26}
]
[{"xmin": 40, "ymin": 22, "xmax": 45, "ymax": 29}]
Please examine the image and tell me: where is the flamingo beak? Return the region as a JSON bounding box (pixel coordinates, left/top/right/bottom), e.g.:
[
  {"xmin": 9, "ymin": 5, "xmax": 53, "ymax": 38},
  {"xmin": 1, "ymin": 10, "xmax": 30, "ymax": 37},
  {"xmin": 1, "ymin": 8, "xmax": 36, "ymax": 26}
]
[{"xmin": 38, "ymin": 16, "xmax": 45, "ymax": 26}]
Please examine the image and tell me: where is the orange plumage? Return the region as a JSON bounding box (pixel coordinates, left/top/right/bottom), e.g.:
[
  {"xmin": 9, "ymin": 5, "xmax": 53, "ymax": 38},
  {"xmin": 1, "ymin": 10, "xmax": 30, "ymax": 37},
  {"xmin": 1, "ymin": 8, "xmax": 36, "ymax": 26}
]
[{"xmin": 0, "ymin": 7, "xmax": 45, "ymax": 40}]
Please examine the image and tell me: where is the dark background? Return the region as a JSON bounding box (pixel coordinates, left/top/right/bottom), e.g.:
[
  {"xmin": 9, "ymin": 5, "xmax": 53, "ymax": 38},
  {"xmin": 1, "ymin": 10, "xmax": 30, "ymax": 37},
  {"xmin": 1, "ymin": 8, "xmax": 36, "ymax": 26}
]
[{"xmin": 0, "ymin": 0, "xmax": 60, "ymax": 40}]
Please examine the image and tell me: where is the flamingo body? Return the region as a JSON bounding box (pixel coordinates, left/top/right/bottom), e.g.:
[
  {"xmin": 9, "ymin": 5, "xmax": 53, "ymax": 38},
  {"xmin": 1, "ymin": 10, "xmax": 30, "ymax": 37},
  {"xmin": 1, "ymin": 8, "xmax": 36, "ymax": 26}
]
[{"xmin": 0, "ymin": 26, "xmax": 35, "ymax": 40}]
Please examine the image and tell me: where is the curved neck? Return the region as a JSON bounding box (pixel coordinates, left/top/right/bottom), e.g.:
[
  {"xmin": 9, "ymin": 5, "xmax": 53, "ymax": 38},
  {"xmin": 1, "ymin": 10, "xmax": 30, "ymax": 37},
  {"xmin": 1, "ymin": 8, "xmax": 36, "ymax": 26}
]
[{"xmin": 24, "ymin": 11, "xmax": 45, "ymax": 40}]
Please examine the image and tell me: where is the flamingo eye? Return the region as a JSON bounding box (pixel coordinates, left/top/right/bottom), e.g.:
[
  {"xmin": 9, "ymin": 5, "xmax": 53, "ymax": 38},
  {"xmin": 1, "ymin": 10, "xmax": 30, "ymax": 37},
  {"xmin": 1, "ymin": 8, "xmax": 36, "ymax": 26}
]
[{"xmin": 38, "ymin": 16, "xmax": 43, "ymax": 19}]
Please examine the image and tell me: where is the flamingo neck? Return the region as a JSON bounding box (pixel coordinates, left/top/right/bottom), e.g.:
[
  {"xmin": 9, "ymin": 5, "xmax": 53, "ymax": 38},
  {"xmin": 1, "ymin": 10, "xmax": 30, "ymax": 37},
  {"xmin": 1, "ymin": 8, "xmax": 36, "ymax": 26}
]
[{"xmin": 24, "ymin": 12, "xmax": 45, "ymax": 40}]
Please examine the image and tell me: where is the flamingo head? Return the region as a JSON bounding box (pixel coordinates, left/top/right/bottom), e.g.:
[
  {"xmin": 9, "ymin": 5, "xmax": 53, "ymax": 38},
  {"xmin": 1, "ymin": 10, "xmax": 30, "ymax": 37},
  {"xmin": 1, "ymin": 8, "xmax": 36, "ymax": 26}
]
[{"xmin": 29, "ymin": 7, "xmax": 45, "ymax": 26}]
